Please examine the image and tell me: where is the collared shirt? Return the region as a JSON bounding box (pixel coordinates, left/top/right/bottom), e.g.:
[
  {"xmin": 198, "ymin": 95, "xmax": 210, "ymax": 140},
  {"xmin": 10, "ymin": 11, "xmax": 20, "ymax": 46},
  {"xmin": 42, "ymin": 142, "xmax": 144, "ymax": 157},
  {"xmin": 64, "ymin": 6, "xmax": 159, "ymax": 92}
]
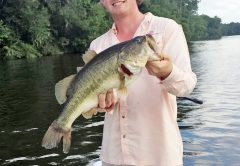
[{"xmin": 89, "ymin": 12, "xmax": 197, "ymax": 166}]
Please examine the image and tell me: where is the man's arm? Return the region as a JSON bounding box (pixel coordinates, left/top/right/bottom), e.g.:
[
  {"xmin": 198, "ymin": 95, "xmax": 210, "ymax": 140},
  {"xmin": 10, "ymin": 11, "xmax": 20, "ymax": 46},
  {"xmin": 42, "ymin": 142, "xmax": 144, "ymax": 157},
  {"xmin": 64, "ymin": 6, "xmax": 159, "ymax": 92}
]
[{"xmin": 147, "ymin": 20, "xmax": 197, "ymax": 97}]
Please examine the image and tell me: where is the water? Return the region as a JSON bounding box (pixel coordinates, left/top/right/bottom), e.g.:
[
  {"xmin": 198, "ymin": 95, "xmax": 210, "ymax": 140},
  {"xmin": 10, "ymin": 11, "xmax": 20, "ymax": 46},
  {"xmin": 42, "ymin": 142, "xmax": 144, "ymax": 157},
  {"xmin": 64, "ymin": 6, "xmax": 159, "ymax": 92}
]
[
  {"xmin": 0, "ymin": 36, "xmax": 240, "ymax": 165},
  {"xmin": 181, "ymin": 36, "xmax": 240, "ymax": 166}
]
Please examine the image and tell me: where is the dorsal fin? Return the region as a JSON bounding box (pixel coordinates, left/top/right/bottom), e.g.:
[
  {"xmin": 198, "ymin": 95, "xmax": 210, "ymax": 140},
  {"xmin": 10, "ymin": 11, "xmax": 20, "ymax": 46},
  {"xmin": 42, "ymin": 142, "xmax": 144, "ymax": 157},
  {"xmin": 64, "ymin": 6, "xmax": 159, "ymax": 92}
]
[
  {"xmin": 55, "ymin": 74, "xmax": 76, "ymax": 105},
  {"xmin": 55, "ymin": 50, "xmax": 96, "ymax": 105},
  {"xmin": 82, "ymin": 50, "xmax": 97, "ymax": 64},
  {"xmin": 76, "ymin": 67, "xmax": 83, "ymax": 72}
]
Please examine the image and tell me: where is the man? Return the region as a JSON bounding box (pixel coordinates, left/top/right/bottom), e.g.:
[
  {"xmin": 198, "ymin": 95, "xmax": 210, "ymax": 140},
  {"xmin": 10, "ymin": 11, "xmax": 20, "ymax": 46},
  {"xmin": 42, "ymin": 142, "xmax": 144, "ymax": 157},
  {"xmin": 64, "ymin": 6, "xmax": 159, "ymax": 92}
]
[{"xmin": 89, "ymin": 0, "xmax": 197, "ymax": 165}]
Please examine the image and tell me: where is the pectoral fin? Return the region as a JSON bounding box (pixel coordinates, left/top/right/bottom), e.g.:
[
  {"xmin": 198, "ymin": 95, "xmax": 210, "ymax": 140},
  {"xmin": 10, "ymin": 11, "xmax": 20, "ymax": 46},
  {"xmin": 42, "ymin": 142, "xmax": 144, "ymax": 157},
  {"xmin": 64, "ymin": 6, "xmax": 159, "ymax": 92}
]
[
  {"xmin": 55, "ymin": 74, "xmax": 76, "ymax": 105},
  {"xmin": 118, "ymin": 72, "xmax": 128, "ymax": 100},
  {"xmin": 82, "ymin": 108, "xmax": 98, "ymax": 119},
  {"xmin": 118, "ymin": 87, "xmax": 128, "ymax": 101}
]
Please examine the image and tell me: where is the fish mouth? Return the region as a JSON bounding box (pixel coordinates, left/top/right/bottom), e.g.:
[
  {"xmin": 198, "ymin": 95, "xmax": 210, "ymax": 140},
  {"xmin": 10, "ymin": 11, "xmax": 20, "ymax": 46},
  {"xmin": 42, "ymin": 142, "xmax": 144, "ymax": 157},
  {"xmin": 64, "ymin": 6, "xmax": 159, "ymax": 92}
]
[
  {"xmin": 146, "ymin": 34, "xmax": 162, "ymax": 61},
  {"xmin": 112, "ymin": 0, "xmax": 126, "ymax": 6},
  {"xmin": 120, "ymin": 64, "xmax": 133, "ymax": 76}
]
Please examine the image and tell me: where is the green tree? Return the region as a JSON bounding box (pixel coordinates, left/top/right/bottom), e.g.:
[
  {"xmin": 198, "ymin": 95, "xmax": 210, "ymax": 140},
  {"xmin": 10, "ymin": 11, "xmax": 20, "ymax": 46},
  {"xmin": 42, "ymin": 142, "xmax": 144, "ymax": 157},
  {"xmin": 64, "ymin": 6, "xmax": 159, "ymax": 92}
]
[
  {"xmin": 221, "ymin": 22, "xmax": 240, "ymax": 36},
  {"xmin": 0, "ymin": 20, "xmax": 41, "ymax": 60},
  {"xmin": 40, "ymin": 0, "xmax": 111, "ymax": 53},
  {"xmin": 1, "ymin": 0, "xmax": 239, "ymax": 60},
  {"xmin": 188, "ymin": 15, "xmax": 207, "ymax": 40},
  {"xmin": 202, "ymin": 15, "xmax": 222, "ymax": 39},
  {"xmin": 57, "ymin": 0, "xmax": 111, "ymax": 53},
  {"xmin": 0, "ymin": 0, "xmax": 54, "ymax": 59}
]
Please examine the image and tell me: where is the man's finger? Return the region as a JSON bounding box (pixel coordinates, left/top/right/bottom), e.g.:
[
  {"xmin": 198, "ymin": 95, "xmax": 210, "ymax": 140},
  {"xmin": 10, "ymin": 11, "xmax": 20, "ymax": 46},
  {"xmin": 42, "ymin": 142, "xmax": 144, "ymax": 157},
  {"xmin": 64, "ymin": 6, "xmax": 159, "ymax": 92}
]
[
  {"xmin": 106, "ymin": 89, "xmax": 114, "ymax": 107},
  {"xmin": 98, "ymin": 93, "xmax": 106, "ymax": 108},
  {"xmin": 106, "ymin": 103, "xmax": 114, "ymax": 112}
]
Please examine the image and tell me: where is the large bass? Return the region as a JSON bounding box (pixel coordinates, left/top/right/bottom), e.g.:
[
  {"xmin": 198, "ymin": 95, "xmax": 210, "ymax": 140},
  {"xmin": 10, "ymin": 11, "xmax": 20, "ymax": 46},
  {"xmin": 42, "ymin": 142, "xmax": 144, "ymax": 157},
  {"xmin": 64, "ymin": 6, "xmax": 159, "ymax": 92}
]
[{"xmin": 42, "ymin": 34, "xmax": 162, "ymax": 153}]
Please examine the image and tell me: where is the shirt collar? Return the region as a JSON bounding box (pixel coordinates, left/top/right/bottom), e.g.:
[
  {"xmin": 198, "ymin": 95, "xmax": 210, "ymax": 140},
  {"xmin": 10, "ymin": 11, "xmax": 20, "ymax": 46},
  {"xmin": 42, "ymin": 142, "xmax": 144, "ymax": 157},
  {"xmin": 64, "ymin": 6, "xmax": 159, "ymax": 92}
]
[{"xmin": 111, "ymin": 12, "xmax": 153, "ymax": 36}]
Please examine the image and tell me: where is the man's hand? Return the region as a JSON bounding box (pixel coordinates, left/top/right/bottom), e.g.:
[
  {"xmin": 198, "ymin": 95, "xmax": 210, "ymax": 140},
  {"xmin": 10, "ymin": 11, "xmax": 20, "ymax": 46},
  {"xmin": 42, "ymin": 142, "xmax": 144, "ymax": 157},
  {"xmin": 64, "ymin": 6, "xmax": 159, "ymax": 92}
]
[
  {"xmin": 146, "ymin": 55, "xmax": 173, "ymax": 80},
  {"xmin": 98, "ymin": 89, "xmax": 115, "ymax": 112}
]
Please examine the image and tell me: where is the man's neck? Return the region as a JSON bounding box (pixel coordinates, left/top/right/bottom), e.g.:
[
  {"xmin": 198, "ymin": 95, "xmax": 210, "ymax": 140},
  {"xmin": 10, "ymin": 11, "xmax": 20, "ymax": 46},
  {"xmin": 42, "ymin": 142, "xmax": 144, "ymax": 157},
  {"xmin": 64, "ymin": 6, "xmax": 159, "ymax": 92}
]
[{"xmin": 113, "ymin": 11, "xmax": 145, "ymax": 41}]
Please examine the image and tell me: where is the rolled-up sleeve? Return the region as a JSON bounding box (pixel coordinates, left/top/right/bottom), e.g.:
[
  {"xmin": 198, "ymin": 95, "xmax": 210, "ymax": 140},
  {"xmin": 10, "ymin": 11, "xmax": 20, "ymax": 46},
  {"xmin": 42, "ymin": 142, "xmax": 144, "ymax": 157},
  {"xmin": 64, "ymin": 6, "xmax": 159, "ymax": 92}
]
[{"xmin": 161, "ymin": 20, "xmax": 197, "ymax": 97}]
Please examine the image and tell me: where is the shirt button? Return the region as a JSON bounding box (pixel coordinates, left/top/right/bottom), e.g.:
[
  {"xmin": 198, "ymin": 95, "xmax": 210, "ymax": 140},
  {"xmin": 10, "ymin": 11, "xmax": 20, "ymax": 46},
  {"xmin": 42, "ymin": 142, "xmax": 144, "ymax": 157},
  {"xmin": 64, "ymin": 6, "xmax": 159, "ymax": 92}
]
[
  {"xmin": 122, "ymin": 115, "xmax": 125, "ymax": 119},
  {"xmin": 123, "ymin": 135, "xmax": 126, "ymax": 138}
]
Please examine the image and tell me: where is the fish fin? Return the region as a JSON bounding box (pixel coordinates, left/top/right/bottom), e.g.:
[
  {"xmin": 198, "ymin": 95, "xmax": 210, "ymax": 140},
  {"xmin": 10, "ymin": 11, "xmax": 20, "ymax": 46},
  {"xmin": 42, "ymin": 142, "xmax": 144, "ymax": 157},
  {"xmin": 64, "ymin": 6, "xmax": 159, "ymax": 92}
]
[
  {"xmin": 63, "ymin": 130, "xmax": 71, "ymax": 154},
  {"xmin": 82, "ymin": 108, "xmax": 98, "ymax": 119},
  {"xmin": 82, "ymin": 50, "xmax": 97, "ymax": 64},
  {"xmin": 114, "ymin": 101, "xmax": 119, "ymax": 112},
  {"xmin": 55, "ymin": 74, "xmax": 76, "ymax": 105},
  {"xmin": 76, "ymin": 66, "xmax": 83, "ymax": 72},
  {"xmin": 119, "ymin": 72, "xmax": 126, "ymax": 88},
  {"xmin": 118, "ymin": 73, "xmax": 128, "ymax": 100},
  {"xmin": 118, "ymin": 87, "xmax": 128, "ymax": 101},
  {"xmin": 42, "ymin": 120, "xmax": 71, "ymax": 154},
  {"xmin": 113, "ymin": 89, "xmax": 118, "ymax": 105},
  {"xmin": 119, "ymin": 87, "xmax": 128, "ymax": 94}
]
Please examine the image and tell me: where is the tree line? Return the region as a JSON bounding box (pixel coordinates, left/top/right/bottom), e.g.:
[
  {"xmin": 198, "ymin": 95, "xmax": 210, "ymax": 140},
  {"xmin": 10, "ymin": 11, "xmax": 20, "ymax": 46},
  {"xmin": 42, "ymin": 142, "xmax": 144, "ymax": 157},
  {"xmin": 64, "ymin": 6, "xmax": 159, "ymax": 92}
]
[{"xmin": 0, "ymin": 0, "xmax": 239, "ymax": 60}]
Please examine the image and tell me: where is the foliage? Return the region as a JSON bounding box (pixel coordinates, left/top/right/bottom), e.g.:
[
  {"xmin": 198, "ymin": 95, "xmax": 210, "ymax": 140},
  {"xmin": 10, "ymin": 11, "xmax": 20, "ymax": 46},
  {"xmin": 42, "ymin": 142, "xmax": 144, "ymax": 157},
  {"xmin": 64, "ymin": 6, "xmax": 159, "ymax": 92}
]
[
  {"xmin": 0, "ymin": 20, "xmax": 15, "ymax": 48},
  {"xmin": 0, "ymin": 0, "xmax": 239, "ymax": 60},
  {"xmin": 140, "ymin": 0, "xmax": 224, "ymax": 41},
  {"xmin": 202, "ymin": 15, "xmax": 222, "ymax": 39},
  {"xmin": 187, "ymin": 15, "xmax": 207, "ymax": 40},
  {"xmin": 3, "ymin": 42, "xmax": 42, "ymax": 60},
  {"xmin": 221, "ymin": 22, "xmax": 240, "ymax": 36},
  {"xmin": 0, "ymin": 20, "xmax": 41, "ymax": 60},
  {"xmin": 58, "ymin": 0, "xmax": 111, "ymax": 53}
]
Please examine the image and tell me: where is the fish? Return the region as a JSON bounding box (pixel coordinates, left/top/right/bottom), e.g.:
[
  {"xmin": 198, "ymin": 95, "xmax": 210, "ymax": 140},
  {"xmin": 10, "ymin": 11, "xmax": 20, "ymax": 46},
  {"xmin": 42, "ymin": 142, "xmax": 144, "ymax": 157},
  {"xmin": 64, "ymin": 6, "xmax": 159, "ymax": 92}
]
[{"xmin": 41, "ymin": 34, "xmax": 162, "ymax": 153}]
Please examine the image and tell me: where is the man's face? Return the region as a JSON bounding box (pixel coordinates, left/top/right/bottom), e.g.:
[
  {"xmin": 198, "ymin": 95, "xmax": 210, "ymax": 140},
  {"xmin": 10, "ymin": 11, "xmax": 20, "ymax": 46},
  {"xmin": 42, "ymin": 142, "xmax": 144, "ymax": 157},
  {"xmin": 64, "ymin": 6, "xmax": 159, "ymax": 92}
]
[{"xmin": 100, "ymin": 0, "xmax": 137, "ymax": 17}]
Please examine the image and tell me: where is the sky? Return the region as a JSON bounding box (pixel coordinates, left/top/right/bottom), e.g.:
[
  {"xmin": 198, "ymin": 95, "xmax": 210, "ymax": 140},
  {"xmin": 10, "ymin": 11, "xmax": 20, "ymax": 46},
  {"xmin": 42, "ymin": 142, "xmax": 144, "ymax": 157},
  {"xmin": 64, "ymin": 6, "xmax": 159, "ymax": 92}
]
[{"xmin": 198, "ymin": 0, "xmax": 240, "ymax": 23}]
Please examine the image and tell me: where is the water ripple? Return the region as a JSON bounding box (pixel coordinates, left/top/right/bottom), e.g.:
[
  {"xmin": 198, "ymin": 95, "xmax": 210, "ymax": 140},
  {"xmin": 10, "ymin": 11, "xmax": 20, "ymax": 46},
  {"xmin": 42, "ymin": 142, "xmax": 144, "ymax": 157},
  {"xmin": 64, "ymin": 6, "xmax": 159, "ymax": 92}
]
[{"xmin": 4, "ymin": 154, "xmax": 59, "ymax": 164}]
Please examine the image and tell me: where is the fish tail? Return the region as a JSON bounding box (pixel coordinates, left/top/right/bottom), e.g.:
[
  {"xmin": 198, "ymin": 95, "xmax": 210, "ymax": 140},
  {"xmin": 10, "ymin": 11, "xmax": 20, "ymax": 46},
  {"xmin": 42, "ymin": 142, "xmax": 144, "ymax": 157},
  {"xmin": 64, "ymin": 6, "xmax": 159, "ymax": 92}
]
[
  {"xmin": 41, "ymin": 120, "xmax": 71, "ymax": 153},
  {"xmin": 63, "ymin": 129, "xmax": 71, "ymax": 153}
]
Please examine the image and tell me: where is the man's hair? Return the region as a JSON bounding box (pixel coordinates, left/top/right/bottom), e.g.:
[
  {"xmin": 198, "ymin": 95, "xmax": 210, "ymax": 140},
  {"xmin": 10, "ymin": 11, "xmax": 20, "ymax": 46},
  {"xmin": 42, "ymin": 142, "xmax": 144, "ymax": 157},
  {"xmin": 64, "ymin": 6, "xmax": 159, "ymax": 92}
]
[{"xmin": 137, "ymin": 0, "xmax": 144, "ymax": 6}]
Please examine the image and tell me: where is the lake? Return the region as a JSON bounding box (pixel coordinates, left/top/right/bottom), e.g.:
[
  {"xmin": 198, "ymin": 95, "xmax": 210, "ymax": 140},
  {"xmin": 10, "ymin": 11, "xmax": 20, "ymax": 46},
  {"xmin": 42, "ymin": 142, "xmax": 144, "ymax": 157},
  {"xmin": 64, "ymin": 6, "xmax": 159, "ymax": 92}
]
[{"xmin": 0, "ymin": 35, "xmax": 240, "ymax": 166}]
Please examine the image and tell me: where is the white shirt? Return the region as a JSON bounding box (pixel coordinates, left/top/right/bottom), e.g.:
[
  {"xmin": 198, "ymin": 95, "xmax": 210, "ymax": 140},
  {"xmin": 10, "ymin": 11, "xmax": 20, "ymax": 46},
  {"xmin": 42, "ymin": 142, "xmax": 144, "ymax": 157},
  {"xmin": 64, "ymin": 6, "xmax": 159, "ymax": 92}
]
[{"xmin": 90, "ymin": 12, "xmax": 197, "ymax": 166}]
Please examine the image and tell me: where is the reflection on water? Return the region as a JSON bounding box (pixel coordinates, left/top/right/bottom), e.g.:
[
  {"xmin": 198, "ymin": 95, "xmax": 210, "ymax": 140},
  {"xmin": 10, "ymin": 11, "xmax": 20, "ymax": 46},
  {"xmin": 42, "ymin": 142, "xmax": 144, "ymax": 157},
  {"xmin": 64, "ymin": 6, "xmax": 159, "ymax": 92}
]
[
  {"xmin": 0, "ymin": 36, "xmax": 240, "ymax": 165},
  {"xmin": 181, "ymin": 35, "xmax": 240, "ymax": 166}
]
